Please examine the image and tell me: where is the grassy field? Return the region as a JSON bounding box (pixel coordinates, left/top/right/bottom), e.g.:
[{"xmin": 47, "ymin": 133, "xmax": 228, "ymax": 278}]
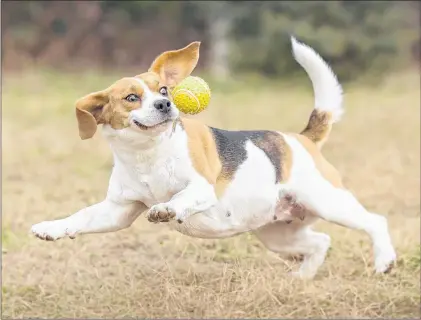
[{"xmin": 2, "ymin": 68, "xmax": 420, "ymax": 318}]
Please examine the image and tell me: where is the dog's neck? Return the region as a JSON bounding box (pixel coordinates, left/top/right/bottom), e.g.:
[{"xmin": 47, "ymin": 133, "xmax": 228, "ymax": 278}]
[{"xmin": 102, "ymin": 123, "xmax": 183, "ymax": 167}]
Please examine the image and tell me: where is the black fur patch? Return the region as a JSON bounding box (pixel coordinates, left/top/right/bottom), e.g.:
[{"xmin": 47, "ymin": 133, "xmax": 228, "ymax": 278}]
[{"xmin": 209, "ymin": 127, "xmax": 283, "ymax": 182}]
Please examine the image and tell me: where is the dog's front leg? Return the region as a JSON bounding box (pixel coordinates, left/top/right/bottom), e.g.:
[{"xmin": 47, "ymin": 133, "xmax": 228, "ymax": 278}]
[
  {"xmin": 31, "ymin": 199, "xmax": 147, "ymax": 241},
  {"xmin": 147, "ymin": 180, "xmax": 217, "ymax": 224}
]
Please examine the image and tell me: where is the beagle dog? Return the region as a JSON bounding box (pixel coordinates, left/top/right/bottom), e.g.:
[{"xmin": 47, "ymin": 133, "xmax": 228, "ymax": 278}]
[{"xmin": 31, "ymin": 37, "xmax": 396, "ymax": 279}]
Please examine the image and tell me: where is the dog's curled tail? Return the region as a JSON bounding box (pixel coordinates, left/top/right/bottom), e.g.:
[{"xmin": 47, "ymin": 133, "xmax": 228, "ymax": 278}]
[{"xmin": 291, "ymin": 36, "xmax": 344, "ymax": 149}]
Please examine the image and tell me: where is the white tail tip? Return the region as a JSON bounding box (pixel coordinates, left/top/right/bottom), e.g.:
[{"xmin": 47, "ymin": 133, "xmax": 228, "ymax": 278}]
[{"xmin": 291, "ymin": 36, "xmax": 344, "ymax": 123}]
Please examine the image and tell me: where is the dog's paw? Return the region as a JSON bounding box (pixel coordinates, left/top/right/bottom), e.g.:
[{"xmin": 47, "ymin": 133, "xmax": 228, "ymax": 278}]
[
  {"xmin": 374, "ymin": 245, "xmax": 397, "ymax": 274},
  {"xmin": 147, "ymin": 204, "xmax": 177, "ymax": 223},
  {"xmin": 31, "ymin": 220, "xmax": 77, "ymax": 241}
]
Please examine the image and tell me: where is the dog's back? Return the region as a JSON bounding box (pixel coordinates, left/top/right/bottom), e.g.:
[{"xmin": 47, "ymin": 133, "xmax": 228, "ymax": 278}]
[{"xmin": 179, "ymin": 36, "xmax": 345, "ymax": 194}]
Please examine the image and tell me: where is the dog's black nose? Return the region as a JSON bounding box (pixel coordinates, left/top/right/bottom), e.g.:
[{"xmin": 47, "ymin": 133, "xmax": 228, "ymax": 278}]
[{"xmin": 154, "ymin": 99, "xmax": 172, "ymax": 113}]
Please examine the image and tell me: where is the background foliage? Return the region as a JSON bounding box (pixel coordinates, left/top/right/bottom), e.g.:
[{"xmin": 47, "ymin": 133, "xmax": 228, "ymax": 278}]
[{"xmin": 2, "ymin": 1, "xmax": 419, "ymax": 81}]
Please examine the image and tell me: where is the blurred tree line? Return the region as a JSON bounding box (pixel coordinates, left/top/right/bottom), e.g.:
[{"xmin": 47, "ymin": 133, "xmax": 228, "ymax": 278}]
[{"xmin": 2, "ymin": 1, "xmax": 419, "ymax": 81}]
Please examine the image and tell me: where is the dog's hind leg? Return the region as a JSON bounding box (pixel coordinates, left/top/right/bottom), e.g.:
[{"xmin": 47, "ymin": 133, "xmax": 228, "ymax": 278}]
[
  {"xmin": 254, "ymin": 221, "xmax": 331, "ymax": 279},
  {"xmin": 290, "ymin": 180, "xmax": 397, "ymax": 274}
]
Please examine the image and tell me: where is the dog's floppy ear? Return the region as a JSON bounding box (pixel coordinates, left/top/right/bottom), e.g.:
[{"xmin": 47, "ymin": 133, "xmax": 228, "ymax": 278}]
[
  {"xmin": 75, "ymin": 91, "xmax": 108, "ymax": 140},
  {"xmin": 148, "ymin": 41, "xmax": 201, "ymax": 89}
]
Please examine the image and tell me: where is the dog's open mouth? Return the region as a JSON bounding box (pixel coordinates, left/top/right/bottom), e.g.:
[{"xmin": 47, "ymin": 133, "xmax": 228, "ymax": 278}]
[{"xmin": 132, "ymin": 118, "xmax": 172, "ymax": 130}]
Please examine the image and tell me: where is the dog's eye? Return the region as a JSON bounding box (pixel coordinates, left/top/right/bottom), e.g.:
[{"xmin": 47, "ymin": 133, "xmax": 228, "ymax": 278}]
[
  {"xmin": 159, "ymin": 86, "xmax": 168, "ymax": 96},
  {"xmin": 125, "ymin": 94, "xmax": 140, "ymax": 102}
]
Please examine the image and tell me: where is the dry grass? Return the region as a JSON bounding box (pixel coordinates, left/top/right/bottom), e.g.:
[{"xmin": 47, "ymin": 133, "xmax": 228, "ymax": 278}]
[{"xmin": 2, "ymin": 69, "xmax": 420, "ymax": 318}]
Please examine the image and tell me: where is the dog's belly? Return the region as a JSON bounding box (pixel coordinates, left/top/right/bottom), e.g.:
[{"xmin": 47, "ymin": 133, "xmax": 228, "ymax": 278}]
[
  {"xmin": 170, "ymin": 142, "xmax": 282, "ymax": 238},
  {"xmin": 169, "ymin": 187, "xmax": 316, "ymax": 238},
  {"xmin": 168, "ymin": 196, "xmax": 276, "ymax": 239}
]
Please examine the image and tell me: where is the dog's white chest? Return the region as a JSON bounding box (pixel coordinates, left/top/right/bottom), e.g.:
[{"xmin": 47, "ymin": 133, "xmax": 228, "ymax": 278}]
[
  {"xmin": 110, "ymin": 132, "xmax": 194, "ymax": 207},
  {"xmin": 133, "ymin": 152, "xmax": 183, "ymax": 206}
]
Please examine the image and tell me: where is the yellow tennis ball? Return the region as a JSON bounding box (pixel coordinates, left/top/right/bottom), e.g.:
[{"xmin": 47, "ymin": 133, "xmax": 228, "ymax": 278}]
[{"xmin": 171, "ymin": 76, "xmax": 211, "ymax": 114}]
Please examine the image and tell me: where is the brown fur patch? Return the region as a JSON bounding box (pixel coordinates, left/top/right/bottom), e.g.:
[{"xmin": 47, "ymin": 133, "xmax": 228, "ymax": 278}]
[
  {"xmin": 180, "ymin": 118, "xmax": 233, "ymax": 198},
  {"xmin": 280, "ymin": 138, "xmax": 293, "ymax": 183},
  {"xmin": 75, "ymin": 77, "xmax": 151, "ymax": 139},
  {"xmin": 301, "ymin": 110, "xmax": 333, "ymax": 148},
  {"xmin": 290, "ymin": 133, "xmax": 343, "ymax": 188},
  {"xmin": 148, "ymin": 42, "xmax": 200, "ymax": 89},
  {"xmin": 75, "ymin": 92, "xmax": 108, "ymax": 140},
  {"xmin": 249, "ymin": 132, "xmax": 292, "ymax": 183}
]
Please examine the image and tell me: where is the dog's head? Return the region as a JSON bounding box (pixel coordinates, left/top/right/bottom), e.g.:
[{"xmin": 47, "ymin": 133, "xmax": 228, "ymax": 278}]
[{"xmin": 75, "ymin": 42, "xmax": 200, "ymax": 140}]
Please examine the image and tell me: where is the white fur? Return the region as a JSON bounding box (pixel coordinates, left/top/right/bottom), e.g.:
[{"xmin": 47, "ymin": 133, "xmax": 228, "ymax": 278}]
[
  {"xmin": 130, "ymin": 77, "xmax": 179, "ymax": 128},
  {"xmin": 291, "ymin": 36, "xmax": 344, "ymax": 122},
  {"xmin": 31, "ymin": 199, "xmax": 147, "ymax": 240},
  {"xmin": 31, "ymin": 39, "xmax": 396, "ymax": 279}
]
